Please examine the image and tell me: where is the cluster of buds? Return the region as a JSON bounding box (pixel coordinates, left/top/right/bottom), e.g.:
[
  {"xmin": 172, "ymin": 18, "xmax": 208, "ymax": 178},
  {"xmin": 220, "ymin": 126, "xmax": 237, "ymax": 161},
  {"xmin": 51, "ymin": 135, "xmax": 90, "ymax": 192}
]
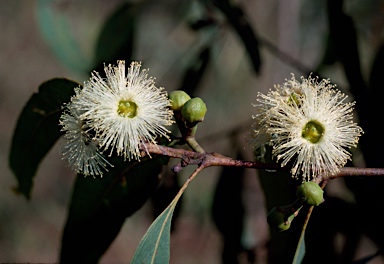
[{"xmin": 169, "ymin": 90, "xmax": 207, "ymax": 123}]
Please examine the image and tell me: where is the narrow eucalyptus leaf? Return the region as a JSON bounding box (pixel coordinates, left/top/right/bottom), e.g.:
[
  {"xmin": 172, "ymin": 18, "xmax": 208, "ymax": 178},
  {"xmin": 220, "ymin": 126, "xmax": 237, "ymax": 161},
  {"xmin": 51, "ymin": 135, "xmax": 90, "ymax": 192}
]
[
  {"xmin": 292, "ymin": 231, "xmax": 306, "ymax": 264},
  {"xmin": 131, "ymin": 194, "xmax": 180, "ymax": 264},
  {"xmin": 9, "ymin": 78, "xmax": 79, "ymax": 199},
  {"xmin": 36, "ymin": 0, "xmax": 91, "ymax": 72}
]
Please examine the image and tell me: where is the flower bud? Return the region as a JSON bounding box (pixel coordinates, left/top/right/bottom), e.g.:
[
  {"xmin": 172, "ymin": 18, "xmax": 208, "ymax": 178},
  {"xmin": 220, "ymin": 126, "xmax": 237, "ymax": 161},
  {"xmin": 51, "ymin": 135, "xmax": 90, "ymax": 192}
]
[
  {"xmin": 169, "ymin": 90, "xmax": 191, "ymax": 111},
  {"xmin": 296, "ymin": 181, "xmax": 324, "ymax": 206},
  {"xmin": 267, "ymin": 206, "xmax": 296, "ymax": 231},
  {"xmin": 181, "ymin": 97, "xmax": 207, "ymax": 123}
]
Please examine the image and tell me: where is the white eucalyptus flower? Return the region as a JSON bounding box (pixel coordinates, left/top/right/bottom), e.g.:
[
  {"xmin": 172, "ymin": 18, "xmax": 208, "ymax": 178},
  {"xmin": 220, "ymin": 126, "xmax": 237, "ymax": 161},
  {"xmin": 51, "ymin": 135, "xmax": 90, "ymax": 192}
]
[
  {"xmin": 251, "ymin": 74, "xmax": 363, "ymax": 181},
  {"xmin": 73, "ymin": 60, "xmax": 173, "ymax": 161},
  {"xmin": 59, "ymin": 100, "xmax": 112, "ymax": 177}
]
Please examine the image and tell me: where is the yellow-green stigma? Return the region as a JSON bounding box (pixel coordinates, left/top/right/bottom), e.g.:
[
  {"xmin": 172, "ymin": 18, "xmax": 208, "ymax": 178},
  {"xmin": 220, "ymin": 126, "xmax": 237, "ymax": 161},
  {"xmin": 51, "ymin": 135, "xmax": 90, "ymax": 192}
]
[
  {"xmin": 302, "ymin": 120, "xmax": 324, "ymax": 143},
  {"xmin": 117, "ymin": 100, "xmax": 138, "ymax": 118}
]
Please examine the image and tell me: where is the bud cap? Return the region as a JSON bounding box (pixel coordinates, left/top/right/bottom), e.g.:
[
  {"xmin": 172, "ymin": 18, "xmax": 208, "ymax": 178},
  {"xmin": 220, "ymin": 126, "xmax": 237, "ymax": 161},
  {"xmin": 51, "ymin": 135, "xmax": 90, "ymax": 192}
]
[
  {"xmin": 296, "ymin": 181, "xmax": 324, "ymax": 206},
  {"xmin": 181, "ymin": 97, "xmax": 207, "ymax": 123},
  {"xmin": 267, "ymin": 206, "xmax": 295, "ymax": 231},
  {"xmin": 169, "ymin": 90, "xmax": 191, "ymax": 111}
]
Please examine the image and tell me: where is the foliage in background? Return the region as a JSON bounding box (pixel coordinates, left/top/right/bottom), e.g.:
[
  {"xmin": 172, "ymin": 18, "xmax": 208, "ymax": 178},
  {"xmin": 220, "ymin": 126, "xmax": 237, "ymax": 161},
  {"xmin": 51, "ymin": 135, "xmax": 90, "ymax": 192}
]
[{"xmin": 8, "ymin": 0, "xmax": 384, "ymax": 263}]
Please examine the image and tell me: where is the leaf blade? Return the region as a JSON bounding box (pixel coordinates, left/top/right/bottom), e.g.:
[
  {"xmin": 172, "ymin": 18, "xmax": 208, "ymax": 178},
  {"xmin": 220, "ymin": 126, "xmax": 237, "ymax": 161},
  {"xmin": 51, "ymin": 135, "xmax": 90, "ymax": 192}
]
[
  {"xmin": 9, "ymin": 78, "xmax": 79, "ymax": 198},
  {"xmin": 292, "ymin": 230, "xmax": 306, "ymax": 264},
  {"xmin": 131, "ymin": 192, "xmax": 180, "ymax": 264}
]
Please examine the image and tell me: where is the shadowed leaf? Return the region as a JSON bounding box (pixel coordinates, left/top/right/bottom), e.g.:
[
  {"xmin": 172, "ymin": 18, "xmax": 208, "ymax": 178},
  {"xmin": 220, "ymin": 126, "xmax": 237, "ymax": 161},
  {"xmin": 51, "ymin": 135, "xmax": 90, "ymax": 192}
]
[
  {"xmin": 213, "ymin": 0, "xmax": 261, "ymax": 73},
  {"xmin": 212, "ymin": 151, "xmax": 245, "ymax": 264},
  {"xmin": 93, "ymin": 2, "xmax": 136, "ymax": 73},
  {"xmin": 258, "ymin": 145, "xmax": 304, "ymax": 263},
  {"xmin": 9, "ymin": 78, "xmax": 79, "ymax": 199},
  {"xmin": 369, "ymin": 44, "xmax": 384, "ymax": 98},
  {"xmin": 327, "ymin": 1, "xmax": 384, "ymax": 255},
  {"xmin": 60, "ymin": 156, "xmax": 167, "ymax": 263},
  {"xmin": 326, "ymin": 0, "xmax": 368, "ymax": 124},
  {"xmin": 151, "ymin": 169, "xmax": 182, "ymax": 232}
]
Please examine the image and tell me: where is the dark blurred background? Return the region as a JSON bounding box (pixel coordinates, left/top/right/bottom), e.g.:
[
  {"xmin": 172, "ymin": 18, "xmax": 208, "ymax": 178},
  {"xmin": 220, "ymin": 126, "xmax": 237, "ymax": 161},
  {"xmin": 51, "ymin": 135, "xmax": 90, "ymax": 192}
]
[{"xmin": 1, "ymin": 0, "xmax": 384, "ymax": 263}]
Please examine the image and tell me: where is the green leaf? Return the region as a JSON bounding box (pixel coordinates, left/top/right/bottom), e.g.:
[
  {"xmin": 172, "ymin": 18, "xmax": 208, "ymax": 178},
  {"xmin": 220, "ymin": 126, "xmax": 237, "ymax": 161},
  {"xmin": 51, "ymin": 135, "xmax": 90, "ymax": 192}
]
[
  {"xmin": 292, "ymin": 225, "xmax": 306, "ymax": 264},
  {"xmin": 9, "ymin": 78, "xmax": 79, "ymax": 199},
  {"xmin": 60, "ymin": 156, "xmax": 167, "ymax": 263},
  {"xmin": 93, "ymin": 2, "xmax": 136, "ymax": 72},
  {"xmin": 131, "ymin": 189, "xmax": 181, "ymax": 264},
  {"xmin": 36, "ymin": 0, "xmax": 92, "ymax": 72}
]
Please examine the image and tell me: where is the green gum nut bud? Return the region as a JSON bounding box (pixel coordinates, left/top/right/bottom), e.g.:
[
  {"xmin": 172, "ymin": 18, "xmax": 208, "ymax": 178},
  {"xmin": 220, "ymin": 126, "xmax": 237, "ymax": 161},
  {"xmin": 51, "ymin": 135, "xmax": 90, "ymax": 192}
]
[
  {"xmin": 267, "ymin": 206, "xmax": 295, "ymax": 231},
  {"xmin": 296, "ymin": 181, "xmax": 324, "ymax": 206},
  {"xmin": 181, "ymin": 97, "xmax": 207, "ymax": 123},
  {"xmin": 169, "ymin": 90, "xmax": 191, "ymax": 111}
]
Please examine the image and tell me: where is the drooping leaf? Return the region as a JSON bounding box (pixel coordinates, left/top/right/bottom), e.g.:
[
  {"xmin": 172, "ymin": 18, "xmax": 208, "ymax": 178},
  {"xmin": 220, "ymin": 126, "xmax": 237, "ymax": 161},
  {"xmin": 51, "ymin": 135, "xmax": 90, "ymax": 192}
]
[
  {"xmin": 292, "ymin": 229, "xmax": 306, "ymax": 264},
  {"xmin": 36, "ymin": 0, "xmax": 92, "ymax": 72},
  {"xmin": 60, "ymin": 156, "xmax": 168, "ymax": 263},
  {"xmin": 131, "ymin": 187, "xmax": 181, "ymax": 264},
  {"xmin": 9, "ymin": 78, "xmax": 79, "ymax": 199},
  {"xmin": 326, "ymin": 0, "xmax": 368, "ymax": 122},
  {"xmin": 213, "ymin": 0, "xmax": 261, "ymax": 73},
  {"xmin": 93, "ymin": 1, "xmax": 136, "ymax": 73}
]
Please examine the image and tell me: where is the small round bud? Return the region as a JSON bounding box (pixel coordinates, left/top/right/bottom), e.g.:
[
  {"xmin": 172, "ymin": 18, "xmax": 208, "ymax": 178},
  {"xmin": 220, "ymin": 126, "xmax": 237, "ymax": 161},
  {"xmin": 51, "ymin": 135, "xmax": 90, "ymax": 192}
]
[
  {"xmin": 181, "ymin": 97, "xmax": 207, "ymax": 123},
  {"xmin": 267, "ymin": 206, "xmax": 295, "ymax": 231},
  {"xmin": 169, "ymin": 90, "xmax": 191, "ymax": 111},
  {"xmin": 296, "ymin": 181, "xmax": 324, "ymax": 206}
]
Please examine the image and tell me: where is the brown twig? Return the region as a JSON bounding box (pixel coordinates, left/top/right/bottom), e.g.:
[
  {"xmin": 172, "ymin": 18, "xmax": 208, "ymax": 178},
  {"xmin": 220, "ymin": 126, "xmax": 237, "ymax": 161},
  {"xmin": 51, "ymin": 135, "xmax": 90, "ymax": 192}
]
[
  {"xmin": 142, "ymin": 142, "xmax": 284, "ymax": 171},
  {"xmin": 142, "ymin": 142, "xmax": 384, "ymax": 178}
]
